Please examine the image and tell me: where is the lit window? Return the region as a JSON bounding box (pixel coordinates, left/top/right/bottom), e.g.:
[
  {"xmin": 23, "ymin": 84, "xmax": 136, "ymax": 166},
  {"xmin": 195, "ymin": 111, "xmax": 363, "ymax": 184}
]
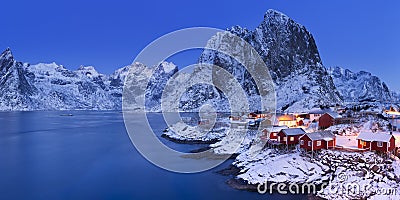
[
  {"xmin": 283, "ymin": 137, "xmax": 287, "ymax": 141},
  {"xmin": 317, "ymin": 141, "xmax": 321, "ymax": 146},
  {"xmin": 290, "ymin": 137, "xmax": 294, "ymax": 142},
  {"xmin": 272, "ymin": 133, "xmax": 276, "ymax": 137},
  {"xmin": 300, "ymin": 140, "xmax": 304, "ymax": 145},
  {"xmin": 308, "ymin": 141, "xmax": 311, "ymax": 147},
  {"xmin": 377, "ymin": 142, "xmax": 383, "ymax": 147}
]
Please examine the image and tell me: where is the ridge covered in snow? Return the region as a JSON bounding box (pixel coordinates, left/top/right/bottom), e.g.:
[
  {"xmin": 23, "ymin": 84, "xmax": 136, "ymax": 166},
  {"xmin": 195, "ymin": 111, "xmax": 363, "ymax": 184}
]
[
  {"xmin": 0, "ymin": 48, "xmax": 178, "ymax": 111},
  {"xmin": 1, "ymin": 9, "xmax": 398, "ymax": 112},
  {"xmin": 328, "ymin": 66, "xmax": 394, "ymax": 103}
]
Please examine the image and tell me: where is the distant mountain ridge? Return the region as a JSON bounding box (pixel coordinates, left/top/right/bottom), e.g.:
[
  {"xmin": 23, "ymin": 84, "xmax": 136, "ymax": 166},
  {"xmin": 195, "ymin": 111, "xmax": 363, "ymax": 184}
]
[
  {"xmin": 0, "ymin": 9, "xmax": 398, "ymax": 111},
  {"xmin": 328, "ymin": 66, "xmax": 394, "ymax": 103},
  {"xmin": 0, "ymin": 48, "xmax": 177, "ymax": 111}
]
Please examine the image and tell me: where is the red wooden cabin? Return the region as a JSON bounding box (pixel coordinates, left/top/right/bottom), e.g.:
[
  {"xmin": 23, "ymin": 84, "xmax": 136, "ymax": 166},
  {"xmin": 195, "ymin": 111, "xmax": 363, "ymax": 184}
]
[
  {"xmin": 357, "ymin": 132, "xmax": 396, "ymax": 153},
  {"xmin": 277, "ymin": 128, "xmax": 306, "ymax": 145},
  {"xmin": 261, "ymin": 126, "xmax": 287, "ymax": 140},
  {"xmin": 299, "ymin": 131, "xmax": 336, "ymax": 151},
  {"xmin": 318, "ymin": 112, "xmax": 341, "ymax": 129}
]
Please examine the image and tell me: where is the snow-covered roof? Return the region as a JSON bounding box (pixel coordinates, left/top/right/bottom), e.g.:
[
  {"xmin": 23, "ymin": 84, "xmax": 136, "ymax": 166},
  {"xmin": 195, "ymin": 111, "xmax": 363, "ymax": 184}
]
[
  {"xmin": 277, "ymin": 114, "xmax": 295, "ymax": 121},
  {"xmin": 301, "ymin": 131, "xmax": 335, "ymax": 141},
  {"xmin": 281, "ymin": 128, "xmax": 306, "ymax": 136},
  {"xmin": 263, "ymin": 126, "xmax": 288, "ymax": 133},
  {"xmin": 231, "ymin": 121, "xmax": 247, "ymax": 124},
  {"xmin": 308, "ymin": 108, "xmax": 330, "ymax": 114},
  {"xmin": 356, "ymin": 132, "xmax": 394, "ymax": 142},
  {"xmin": 325, "ymin": 112, "xmax": 342, "ymax": 119}
]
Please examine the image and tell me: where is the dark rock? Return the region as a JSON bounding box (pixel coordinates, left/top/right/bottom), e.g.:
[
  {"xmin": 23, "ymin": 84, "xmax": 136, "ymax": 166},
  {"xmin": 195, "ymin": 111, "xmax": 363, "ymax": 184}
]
[
  {"xmin": 216, "ymin": 165, "xmax": 241, "ymax": 176},
  {"xmin": 370, "ymin": 165, "xmax": 379, "ymax": 173}
]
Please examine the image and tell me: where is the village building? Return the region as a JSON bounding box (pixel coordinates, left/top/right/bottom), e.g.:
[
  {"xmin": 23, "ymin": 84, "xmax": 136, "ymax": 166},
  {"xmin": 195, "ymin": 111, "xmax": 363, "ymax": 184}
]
[
  {"xmin": 276, "ymin": 114, "xmax": 297, "ymax": 127},
  {"xmin": 318, "ymin": 112, "xmax": 342, "ymax": 129},
  {"xmin": 230, "ymin": 120, "xmax": 248, "ymax": 129},
  {"xmin": 259, "ymin": 118, "xmax": 273, "ymax": 128},
  {"xmin": 277, "ymin": 128, "xmax": 306, "ymax": 145},
  {"xmin": 229, "ymin": 115, "xmax": 248, "ymax": 129},
  {"xmin": 357, "ymin": 132, "xmax": 396, "ymax": 153},
  {"xmin": 299, "ymin": 131, "xmax": 336, "ymax": 151},
  {"xmin": 248, "ymin": 112, "xmax": 267, "ymax": 119},
  {"xmin": 308, "ymin": 108, "xmax": 329, "ymax": 122},
  {"xmin": 261, "ymin": 125, "xmax": 288, "ymax": 140}
]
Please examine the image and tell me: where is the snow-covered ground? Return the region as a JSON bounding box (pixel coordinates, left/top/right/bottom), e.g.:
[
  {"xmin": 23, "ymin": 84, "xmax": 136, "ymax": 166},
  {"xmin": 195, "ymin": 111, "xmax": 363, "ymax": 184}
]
[
  {"xmin": 317, "ymin": 151, "xmax": 400, "ymax": 199},
  {"xmin": 210, "ymin": 129, "xmax": 260, "ymax": 155},
  {"xmin": 162, "ymin": 121, "xmax": 228, "ymax": 142},
  {"xmin": 327, "ymin": 124, "xmax": 361, "ymax": 136},
  {"xmin": 336, "ymin": 135, "xmax": 359, "ymax": 149},
  {"xmin": 233, "ymin": 148, "xmax": 400, "ymax": 199},
  {"xmin": 234, "ymin": 149, "xmax": 330, "ymax": 185}
]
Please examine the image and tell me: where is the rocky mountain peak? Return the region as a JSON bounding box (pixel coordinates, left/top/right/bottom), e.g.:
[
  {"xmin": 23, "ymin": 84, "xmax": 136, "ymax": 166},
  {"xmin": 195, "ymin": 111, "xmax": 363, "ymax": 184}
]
[
  {"xmin": 196, "ymin": 9, "xmax": 341, "ymax": 112},
  {"xmin": 0, "ymin": 48, "xmax": 16, "ymax": 75},
  {"xmin": 157, "ymin": 61, "xmax": 178, "ymax": 74},
  {"xmin": 328, "ymin": 66, "xmax": 392, "ymax": 103},
  {"xmin": 0, "ymin": 48, "xmax": 13, "ymax": 60},
  {"xmin": 263, "ymin": 9, "xmax": 291, "ymax": 25}
]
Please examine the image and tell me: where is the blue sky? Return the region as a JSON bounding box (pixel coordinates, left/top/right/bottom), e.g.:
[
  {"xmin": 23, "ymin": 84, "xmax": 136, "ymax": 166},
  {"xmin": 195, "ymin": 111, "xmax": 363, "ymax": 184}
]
[{"xmin": 1, "ymin": 0, "xmax": 399, "ymax": 90}]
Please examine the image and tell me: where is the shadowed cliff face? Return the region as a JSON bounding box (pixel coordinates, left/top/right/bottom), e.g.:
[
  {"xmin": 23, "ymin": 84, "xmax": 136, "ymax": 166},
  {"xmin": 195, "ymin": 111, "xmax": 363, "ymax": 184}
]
[
  {"xmin": 0, "ymin": 48, "xmax": 38, "ymax": 110},
  {"xmin": 193, "ymin": 9, "xmax": 342, "ymax": 112}
]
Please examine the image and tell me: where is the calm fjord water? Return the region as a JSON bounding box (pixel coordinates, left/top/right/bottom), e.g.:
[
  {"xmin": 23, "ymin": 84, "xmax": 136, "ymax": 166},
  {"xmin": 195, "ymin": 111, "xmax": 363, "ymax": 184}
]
[{"xmin": 0, "ymin": 111, "xmax": 303, "ymax": 200}]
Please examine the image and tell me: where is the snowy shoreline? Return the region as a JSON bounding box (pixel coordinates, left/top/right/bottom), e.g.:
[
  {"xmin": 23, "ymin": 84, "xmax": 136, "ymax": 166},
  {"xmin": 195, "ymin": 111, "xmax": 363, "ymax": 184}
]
[
  {"xmin": 164, "ymin": 119, "xmax": 400, "ymax": 199},
  {"xmin": 231, "ymin": 148, "xmax": 400, "ymax": 199}
]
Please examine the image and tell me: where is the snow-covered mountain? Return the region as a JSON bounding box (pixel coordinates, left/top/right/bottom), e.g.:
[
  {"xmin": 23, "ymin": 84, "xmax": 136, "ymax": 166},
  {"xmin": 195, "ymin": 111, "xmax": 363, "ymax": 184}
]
[
  {"xmin": 193, "ymin": 9, "xmax": 342, "ymax": 112},
  {"xmin": 0, "ymin": 48, "xmax": 178, "ymax": 111},
  {"xmin": 328, "ymin": 66, "xmax": 393, "ymax": 103},
  {"xmin": 392, "ymin": 91, "xmax": 400, "ymax": 103},
  {"xmin": 0, "ymin": 48, "xmax": 38, "ymax": 110},
  {"xmin": 2, "ymin": 9, "xmax": 397, "ymax": 112}
]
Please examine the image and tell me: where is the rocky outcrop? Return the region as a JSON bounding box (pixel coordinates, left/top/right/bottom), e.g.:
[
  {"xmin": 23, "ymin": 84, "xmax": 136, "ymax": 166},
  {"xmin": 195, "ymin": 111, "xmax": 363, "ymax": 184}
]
[
  {"xmin": 328, "ymin": 66, "xmax": 393, "ymax": 103},
  {"xmin": 194, "ymin": 9, "xmax": 342, "ymax": 112}
]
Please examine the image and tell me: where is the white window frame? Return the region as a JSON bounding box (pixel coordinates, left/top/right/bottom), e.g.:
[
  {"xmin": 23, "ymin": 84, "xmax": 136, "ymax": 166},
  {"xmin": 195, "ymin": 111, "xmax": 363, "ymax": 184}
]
[
  {"xmin": 300, "ymin": 140, "xmax": 304, "ymax": 145},
  {"xmin": 308, "ymin": 141, "xmax": 312, "ymax": 147},
  {"xmin": 317, "ymin": 141, "xmax": 321, "ymax": 146},
  {"xmin": 388, "ymin": 142, "xmax": 390, "ymax": 147},
  {"xmin": 377, "ymin": 141, "xmax": 383, "ymax": 147}
]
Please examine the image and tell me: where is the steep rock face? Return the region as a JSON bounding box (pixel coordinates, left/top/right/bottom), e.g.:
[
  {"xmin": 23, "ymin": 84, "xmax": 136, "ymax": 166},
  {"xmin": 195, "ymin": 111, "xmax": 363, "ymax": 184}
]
[
  {"xmin": 25, "ymin": 62, "xmax": 117, "ymax": 110},
  {"xmin": 163, "ymin": 64, "xmax": 231, "ymax": 112},
  {"xmin": 194, "ymin": 9, "xmax": 342, "ymax": 112},
  {"xmin": 0, "ymin": 48, "xmax": 178, "ymax": 111},
  {"xmin": 328, "ymin": 66, "xmax": 392, "ymax": 103},
  {"xmin": 145, "ymin": 62, "xmax": 179, "ymax": 111},
  {"xmin": 0, "ymin": 48, "xmax": 37, "ymax": 110}
]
